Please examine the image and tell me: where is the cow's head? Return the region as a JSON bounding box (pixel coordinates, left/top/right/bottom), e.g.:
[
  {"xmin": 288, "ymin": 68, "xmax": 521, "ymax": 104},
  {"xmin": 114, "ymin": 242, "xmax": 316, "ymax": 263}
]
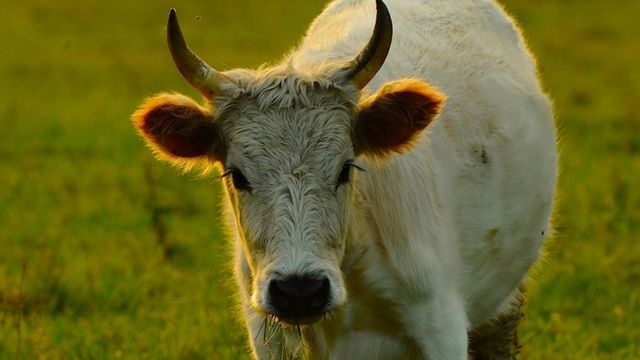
[{"xmin": 132, "ymin": 0, "xmax": 444, "ymax": 325}]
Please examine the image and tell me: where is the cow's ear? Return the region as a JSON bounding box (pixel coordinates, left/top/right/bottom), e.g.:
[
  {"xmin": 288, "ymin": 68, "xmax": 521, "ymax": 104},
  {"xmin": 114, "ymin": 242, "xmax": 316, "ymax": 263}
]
[
  {"xmin": 132, "ymin": 93, "xmax": 224, "ymax": 169},
  {"xmin": 353, "ymin": 79, "xmax": 445, "ymax": 157}
]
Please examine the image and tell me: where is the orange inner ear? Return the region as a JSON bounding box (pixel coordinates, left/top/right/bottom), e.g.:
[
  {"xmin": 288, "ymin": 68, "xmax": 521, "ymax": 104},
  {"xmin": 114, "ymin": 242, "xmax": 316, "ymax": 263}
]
[
  {"xmin": 354, "ymin": 79, "xmax": 445, "ymax": 157},
  {"xmin": 132, "ymin": 93, "xmax": 223, "ymax": 160}
]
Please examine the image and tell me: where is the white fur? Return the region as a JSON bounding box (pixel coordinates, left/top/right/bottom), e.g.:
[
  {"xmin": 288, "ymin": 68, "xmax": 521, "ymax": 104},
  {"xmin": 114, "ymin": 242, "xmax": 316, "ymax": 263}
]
[{"xmin": 210, "ymin": 0, "xmax": 554, "ymax": 358}]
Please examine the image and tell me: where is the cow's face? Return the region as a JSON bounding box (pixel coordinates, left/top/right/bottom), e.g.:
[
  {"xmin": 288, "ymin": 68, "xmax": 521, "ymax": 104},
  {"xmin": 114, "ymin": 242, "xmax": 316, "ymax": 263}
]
[
  {"xmin": 218, "ymin": 74, "xmax": 356, "ymax": 324},
  {"xmin": 133, "ymin": 73, "xmax": 443, "ymax": 324},
  {"xmin": 132, "ymin": 3, "xmax": 444, "ymax": 325}
]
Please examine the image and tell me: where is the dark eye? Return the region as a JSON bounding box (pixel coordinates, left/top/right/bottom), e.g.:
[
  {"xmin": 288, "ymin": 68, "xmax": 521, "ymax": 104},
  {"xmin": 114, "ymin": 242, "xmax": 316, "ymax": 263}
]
[
  {"xmin": 336, "ymin": 160, "xmax": 363, "ymax": 189},
  {"xmin": 222, "ymin": 167, "xmax": 252, "ymax": 192},
  {"xmin": 337, "ymin": 162, "xmax": 352, "ymax": 187}
]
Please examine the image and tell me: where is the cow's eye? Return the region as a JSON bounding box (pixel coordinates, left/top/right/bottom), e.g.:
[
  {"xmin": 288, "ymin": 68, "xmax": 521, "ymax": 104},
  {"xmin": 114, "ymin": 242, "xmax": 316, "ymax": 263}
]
[
  {"xmin": 336, "ymin": 160, "xmax": 364, "ymax": 189},
  {"xmin": 222, "ymin": 167, "xmax": 252, "ymax": 192}
]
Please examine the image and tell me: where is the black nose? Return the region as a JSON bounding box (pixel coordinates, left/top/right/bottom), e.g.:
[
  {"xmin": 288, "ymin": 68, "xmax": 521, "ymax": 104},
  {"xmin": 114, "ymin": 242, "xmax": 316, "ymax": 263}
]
[{"xmin": 268, "ymin": 275, "xmax": 330, "ymax": 319}]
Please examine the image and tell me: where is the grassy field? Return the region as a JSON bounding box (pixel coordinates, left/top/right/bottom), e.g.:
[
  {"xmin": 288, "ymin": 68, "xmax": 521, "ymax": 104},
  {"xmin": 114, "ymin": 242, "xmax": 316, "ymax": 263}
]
[{"xmin": 1, "ymin": 0, "xmax": 638, "ymax": 358}]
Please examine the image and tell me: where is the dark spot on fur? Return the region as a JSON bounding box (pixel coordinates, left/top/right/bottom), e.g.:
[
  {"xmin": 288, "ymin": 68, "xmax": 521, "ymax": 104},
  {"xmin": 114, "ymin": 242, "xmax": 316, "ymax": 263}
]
[{"xmin": 481, "ymin": 147, "xmax": 489, "ymax": 164}]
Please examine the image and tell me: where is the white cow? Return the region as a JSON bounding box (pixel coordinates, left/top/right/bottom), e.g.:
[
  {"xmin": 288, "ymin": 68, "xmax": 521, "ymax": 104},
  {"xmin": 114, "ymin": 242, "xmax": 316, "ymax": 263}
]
[{"xmin": 132, "ymin": 0, "xmax": 557, "ymax": 358}]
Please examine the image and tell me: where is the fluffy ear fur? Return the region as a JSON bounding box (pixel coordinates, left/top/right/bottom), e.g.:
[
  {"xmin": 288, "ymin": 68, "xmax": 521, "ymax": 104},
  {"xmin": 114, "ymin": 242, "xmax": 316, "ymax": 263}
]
[
  {"xmin": 353, "ymin": 79, "xmax": 445, "ymax": 157},
  {"xmin": 132, "ymin": 93, "xmax": 224, "ymax": 170}
]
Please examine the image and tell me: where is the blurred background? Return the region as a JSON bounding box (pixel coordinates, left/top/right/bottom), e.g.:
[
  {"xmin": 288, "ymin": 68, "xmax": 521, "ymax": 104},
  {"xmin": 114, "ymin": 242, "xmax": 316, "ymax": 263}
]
[{"xmin": 0, "ymin": 0, "xmax": 638, "ymax": 358}]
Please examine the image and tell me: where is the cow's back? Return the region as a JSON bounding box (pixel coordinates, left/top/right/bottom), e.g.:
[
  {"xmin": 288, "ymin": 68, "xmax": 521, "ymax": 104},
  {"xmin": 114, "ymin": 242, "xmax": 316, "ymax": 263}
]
[{"xmin": 294, "ymin": 0, "xmax": 557, "ymax": 327}]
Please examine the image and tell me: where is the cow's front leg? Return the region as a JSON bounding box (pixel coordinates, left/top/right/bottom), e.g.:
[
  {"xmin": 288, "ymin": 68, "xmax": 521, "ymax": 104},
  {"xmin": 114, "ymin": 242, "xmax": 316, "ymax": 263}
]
[
  {"xmin": 468, "ymin": 287, "xmax": 524, "ymax": 360},
  {"xmin": 378, "ymin": 234, "xmax": 469, "ymax": 358},
  {"xmin": 330, "ymin": 330, "xmax": 412, "ymax": 359},
  {"xmin": 402, "ymin": 290, "xmax": 469, "ymax": 360}
]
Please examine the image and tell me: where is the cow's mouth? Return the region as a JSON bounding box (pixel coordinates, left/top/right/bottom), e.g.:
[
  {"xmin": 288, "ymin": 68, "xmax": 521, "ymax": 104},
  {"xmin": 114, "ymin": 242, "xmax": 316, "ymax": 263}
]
[{"xmin": 276, "ymin": 312, "xmax": 325, "ymax": 326}]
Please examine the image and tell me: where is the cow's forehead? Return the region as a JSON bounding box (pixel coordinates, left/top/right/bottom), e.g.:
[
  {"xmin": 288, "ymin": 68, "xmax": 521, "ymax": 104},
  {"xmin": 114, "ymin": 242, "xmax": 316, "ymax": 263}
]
[{"xmin": 219, "ymin": 85, "xmax": 355, "ymax": 177}]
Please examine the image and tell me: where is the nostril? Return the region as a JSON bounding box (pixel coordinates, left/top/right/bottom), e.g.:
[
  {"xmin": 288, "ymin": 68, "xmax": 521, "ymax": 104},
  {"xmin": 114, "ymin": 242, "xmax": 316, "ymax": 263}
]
[
  {"xmin": 269, "ymin": 280, "xmax": 292, "ymax": 310},
  {"xmin": 311, "ymin": 278, "xmax": 330, "ymax": 310}
]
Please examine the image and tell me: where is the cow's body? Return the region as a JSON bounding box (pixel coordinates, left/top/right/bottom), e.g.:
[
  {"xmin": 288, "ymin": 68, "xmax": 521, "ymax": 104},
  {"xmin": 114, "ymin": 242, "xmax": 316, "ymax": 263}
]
[
  {"xmin": 240, "ymin": 0, "xmax": 556, "ymax": 358},
  {"xmin": 133, "ymin": 0, "xmax": 556, "ymax": 358}
]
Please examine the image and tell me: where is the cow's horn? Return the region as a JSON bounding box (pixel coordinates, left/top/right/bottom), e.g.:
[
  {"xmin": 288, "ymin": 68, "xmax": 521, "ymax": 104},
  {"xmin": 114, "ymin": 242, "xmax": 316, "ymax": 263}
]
[
  {"xmin": 167, "ymin": 9, "xmax": 224, "ymax": 98},
  {"xmin": 344, "ymin": 0, "xmax": 393, "ymax": 89}
]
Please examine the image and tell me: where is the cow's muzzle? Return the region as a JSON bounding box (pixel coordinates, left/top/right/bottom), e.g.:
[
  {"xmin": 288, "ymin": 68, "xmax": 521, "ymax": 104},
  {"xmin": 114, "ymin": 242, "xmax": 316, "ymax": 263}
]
[{"xmin": 268, "ymin": 275, "xmax": 330, "ymax": 325}]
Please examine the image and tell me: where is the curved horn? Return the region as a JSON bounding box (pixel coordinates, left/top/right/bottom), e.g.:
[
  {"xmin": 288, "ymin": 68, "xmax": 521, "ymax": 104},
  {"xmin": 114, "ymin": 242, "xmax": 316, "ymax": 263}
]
[
  {"xmin": 167, "ymin": 9, "xmax": 223, "ymax": 98},
  {"xmin": 345, "ymin": 0, "xmax": 393, "ymax": 89}
]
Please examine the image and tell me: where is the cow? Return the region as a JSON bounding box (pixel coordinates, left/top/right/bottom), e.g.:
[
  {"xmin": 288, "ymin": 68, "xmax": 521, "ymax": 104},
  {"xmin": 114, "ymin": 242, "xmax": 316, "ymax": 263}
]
[{"xmin": 132, "ymin": 0, "xmax": 557, "ymax": 358}]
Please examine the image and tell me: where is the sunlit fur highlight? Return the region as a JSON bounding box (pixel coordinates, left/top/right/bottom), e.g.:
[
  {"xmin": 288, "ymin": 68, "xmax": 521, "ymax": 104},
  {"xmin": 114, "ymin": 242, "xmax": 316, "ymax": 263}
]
[
  {"xmin": 132, "ymin": 93, "xmax": 222, "ymax": 174},
  {"xmin": 355, "ymin": 78, "xmax": 446, "ymax": 157}
]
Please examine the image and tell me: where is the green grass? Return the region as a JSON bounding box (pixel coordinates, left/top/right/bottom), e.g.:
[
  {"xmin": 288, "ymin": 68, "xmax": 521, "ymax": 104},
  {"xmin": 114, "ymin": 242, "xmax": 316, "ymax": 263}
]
[{"xmin": 0, "ymin": 0, "xmax": 638, "ymax": 358}]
